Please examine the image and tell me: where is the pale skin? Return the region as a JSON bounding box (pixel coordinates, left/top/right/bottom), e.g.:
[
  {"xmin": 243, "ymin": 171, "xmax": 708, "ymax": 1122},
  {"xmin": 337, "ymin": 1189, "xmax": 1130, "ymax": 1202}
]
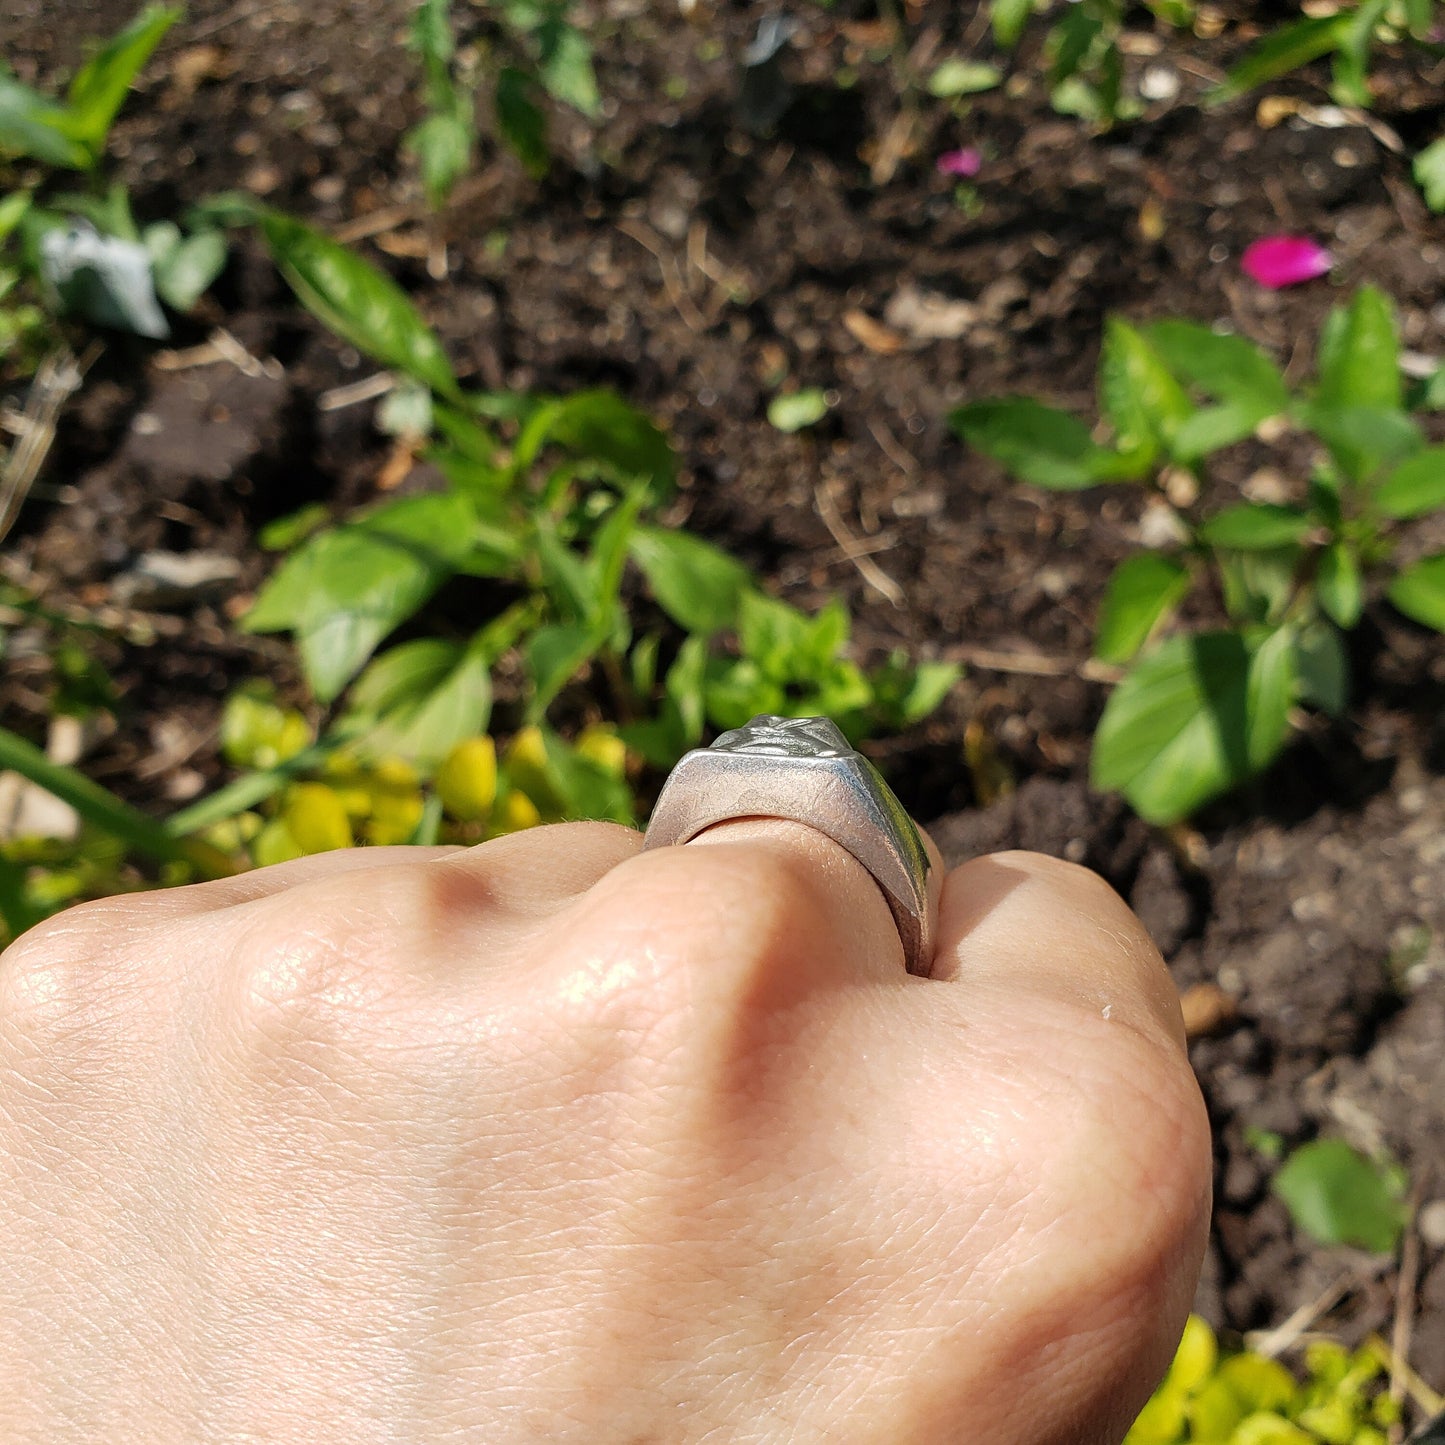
[{"xmin": 0, "ymin": 819, "xmax": 1211, "ymax": 1443}]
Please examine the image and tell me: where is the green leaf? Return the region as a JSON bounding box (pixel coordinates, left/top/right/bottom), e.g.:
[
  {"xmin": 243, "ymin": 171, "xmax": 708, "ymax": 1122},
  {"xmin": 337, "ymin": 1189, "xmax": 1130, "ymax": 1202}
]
[
  {"xmin": 1208, "ymin": 13, "xmax": 1355, "ymax": 103},
  {"xmin": 538, "ymin": 390, "xmax": 675, "ymax": 495},
  {"xmin": 0, "ymin": 189, "xmax": 31, "ymax": 244},
  {"xmin": 260, "ymin": 212, "xmax": 459, "ymax": 399},
  {"xmin": 1316, "ymin": 541, "xmax": 1362, "ymax": 629},
  {"xmin": 629, "ymin": 525, "xmax": 753, "ymax": 635},
  {"xmin": 1316, "ymin": 285, "xmax": 1401, "ymax": 414},
  {"xmin": 950, "ymin": 398, "xmax": 1124, "ymax": 490},
  {"xmin": 1169, "ymin": 404, "xmax": 1264, "ymax": 461},
  {"xmin": 768, "ymin": 388, "xmax": 829, "ymax": 433},
  {"xmin": 342, "ymin": 636, "xmax": 493, "ymax": 769},
  {"xmin": 1293, "ymin": 620, "xmax": 1349, "ymax": 716},
  {"xmin": 1307, "ymin": 403, "xmax": 1422, "ymax": 487},
  {"xmin": 1413, "ymin": 136, "xmax": 1445, "ymax": 214},
  {"xmin": 1091, "ymin": 628, "xmax": 1297, "ymax": 823},
  {"xmin": 495, "ymin": 66, "xmax": 549, "ymax": 178},
  {"xmin": 928, "ymin": 59, "xmax": 1002, "ymax": 97},
  {"xmin": 404, "ymin": 108, "xmax": 474, "ymax": 211},
  {"xmin": 64, "ymin": 5, "xmax": 180, "ymax": 162},
  {"xmin": 1272, "ymin": 1139, "xmax": 1407, "ymax": 1254},
  {"xmin": 1329, "ymin": 0, "xmax": 1386, "ymax": 108},
  {"xmin": 525, "ymin": 623, "xmax": 599, "ymax": 716},
  {"xmin": 990, "ymin": 0, "xmax": 1033, "ymax": 48},
  {"xmin": 1376, "ymin": 447, "xmax": 1445, "ymax": 519},
  {"xmin": 1218, "ymin": 546, "xmax": 1303, "ymax": 626},
  {"xmin": 0, "ymin": 73, "xmax": 88, "ymax": 168},
  {"xmin": 244, "ymin": 492, "xmax": 480, "ymax": 701},
  {"xmin": 1098, "ymin": 318, "xmax": 1193, "ymax": 463},
  {"xmin": 151, "ymin": 228, "xmax": 227, "ymax": 312},
  {"xmin": 1048, "ymin": 6, "xmax": 1103, "ymax": 87},
  {"xmin": 1095, "ymin": 553, "xmax": 1191, "ymax": 664},
  {"xmin": 518, "ymin": 727, "xmax": 634, "ymax": 826},
  {"xmin": 1200, "ymin": 503, "xmax": 1314, "ymax": 551},
  {"xmin": 1142, "ymin": 320, "xmax": 1290, "ymax": 414},
  {"xmin": 536, "ymin": 19, "xmax": 601, "ymax": 117},
  {"xmin": 1388, "ymin": 553, "xmax": 1445, "ymax": 632}
]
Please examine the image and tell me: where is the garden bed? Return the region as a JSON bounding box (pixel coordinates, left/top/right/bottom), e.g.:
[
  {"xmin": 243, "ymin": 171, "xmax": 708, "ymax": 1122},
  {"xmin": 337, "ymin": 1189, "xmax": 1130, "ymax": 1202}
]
[{"xmin": 5, "ymin": 0, "xmax": 1445, "ymax": 1394}]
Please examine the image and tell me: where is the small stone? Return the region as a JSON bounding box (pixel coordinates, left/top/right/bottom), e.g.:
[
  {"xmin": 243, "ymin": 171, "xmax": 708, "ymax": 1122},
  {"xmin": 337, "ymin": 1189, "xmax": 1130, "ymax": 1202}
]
[
  {"xmin": 1140, "ymin": 66, "xmax": 1179, "ymax": 102},
  {"xmin": 1420, "ymin": 1199, "xmax": 1445, "ymax": 1250}
]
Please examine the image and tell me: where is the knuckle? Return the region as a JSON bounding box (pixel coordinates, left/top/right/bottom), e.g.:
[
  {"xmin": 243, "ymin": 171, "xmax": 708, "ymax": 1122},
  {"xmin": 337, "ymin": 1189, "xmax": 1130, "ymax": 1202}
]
[
  {"xmin": 0, "ymin": 903, "xmax": 143, "ymax": 1036},
  {"xmin": 226, "ymin": 886, "xmax": 403, "ymax": 1048},
  {"xmin": 539, "ymin": 843, "xmax": 816, "ymax": 1060}
]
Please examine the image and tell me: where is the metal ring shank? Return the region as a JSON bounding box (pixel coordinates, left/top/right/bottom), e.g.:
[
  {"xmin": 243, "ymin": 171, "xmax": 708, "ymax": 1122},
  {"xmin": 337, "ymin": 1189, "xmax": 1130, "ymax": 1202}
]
[{"xmin": 643, "ymin": 744, "xmax": 933, "ymax": 975}]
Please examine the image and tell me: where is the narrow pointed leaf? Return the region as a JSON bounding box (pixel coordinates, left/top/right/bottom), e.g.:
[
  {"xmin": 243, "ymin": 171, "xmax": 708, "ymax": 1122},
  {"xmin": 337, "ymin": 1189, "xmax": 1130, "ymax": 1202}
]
[
  {"xmin": 260, "ymin": 212, "xmax": 459, "ymax": 399},
  {"xmin": 1208, "ymin": 14, "xmax": 1355, "ymax": 103},
  {"xmin": 65, "ymin": 5, "xmax": 180, "ymax": 160},
  {"xmin": 1316, "ymin": 542, "xmax": 1362, "ymax": 629}
]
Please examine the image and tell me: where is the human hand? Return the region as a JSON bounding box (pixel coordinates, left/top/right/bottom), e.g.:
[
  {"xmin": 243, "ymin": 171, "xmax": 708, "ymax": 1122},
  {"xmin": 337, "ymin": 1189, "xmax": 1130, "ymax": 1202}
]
[{"xmin": 0, "ymin": 820, "xmax": 1209, "ymax": 1443}]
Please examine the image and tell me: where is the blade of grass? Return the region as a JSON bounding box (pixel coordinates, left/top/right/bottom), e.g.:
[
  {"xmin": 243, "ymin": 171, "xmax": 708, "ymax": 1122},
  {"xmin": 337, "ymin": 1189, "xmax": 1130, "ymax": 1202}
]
[
  {"xmin": 0, "ymin": 724, "xmax": 232, "ymax": 877},
  {"xmin": 167, "ymin": 731, "xmax": 357, "ymax": 837}
]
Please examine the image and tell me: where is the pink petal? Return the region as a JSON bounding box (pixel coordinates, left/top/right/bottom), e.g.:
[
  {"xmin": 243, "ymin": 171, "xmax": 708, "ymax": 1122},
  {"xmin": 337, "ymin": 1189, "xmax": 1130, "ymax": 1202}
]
[
  {"xmin": 936, "ymin": 147, "xmax": 983, "ymax": 178},
  {"xmin": 1240, "ymin": 235, "xmax": 1333, "ymax": 289}
]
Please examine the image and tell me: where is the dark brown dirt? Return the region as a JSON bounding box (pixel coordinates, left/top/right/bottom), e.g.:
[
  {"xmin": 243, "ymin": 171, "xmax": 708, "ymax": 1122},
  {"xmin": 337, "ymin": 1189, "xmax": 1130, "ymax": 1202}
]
[{"xmin": 4, "ymin": 0, "xmax": 1445, "ymax": 1398}]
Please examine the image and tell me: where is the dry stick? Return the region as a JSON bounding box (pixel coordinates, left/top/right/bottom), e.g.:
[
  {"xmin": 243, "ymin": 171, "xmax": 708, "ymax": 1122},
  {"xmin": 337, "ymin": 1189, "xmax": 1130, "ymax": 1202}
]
[
  {"xmin": 1390, "ymin": 1181, "xmax": 1428, "ymax": 1435},
  {"xmin": 1249, "ymin": 1259, "xmax": 1391, "ymax": 1360},
  {"xmin": 814, "ymin": 481, "xmax": 906, "ymax": 609},
  {"xmin": 0, "ymin": 348, "xmax": 92, "ymax": 547},
  {"xmin": 318, "ymin": 372, "xmax": 396, "ymax": 412},
  {"xmin": 942, "ymin": 642, "xmax": 1123, "ymax": 685}
]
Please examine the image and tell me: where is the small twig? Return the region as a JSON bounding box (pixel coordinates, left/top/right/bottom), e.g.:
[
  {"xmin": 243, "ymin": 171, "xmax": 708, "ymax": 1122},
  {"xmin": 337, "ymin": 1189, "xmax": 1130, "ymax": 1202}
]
[
  {"xmin": 1249, "ymin": 1264, "xmax": 1387, "ymax": 1359},
  {"xmin": 153, "ymin": 327, "xmax": 282, "ymax": 379},
  {"xmin": 1390, "ymin": 1181, "xmax": 1428, "ymax": 1433},
  {"xmin": 0, "ymin": 347, "xmax": 93, "ymax": 546},
  {"xmin": 942, "ymin": 641, "xmax": 1122, "ymax": 685},
  {"xmin": 318, "ymin": 372, "xmax": 396, "ymax": 412},
  {"xmin": 814, "ymin": 480, "xmax": 905, "ymax": 609},
  {"xmin": 333, "ymin": 202, "xmax": 419, "ymax": 245}
]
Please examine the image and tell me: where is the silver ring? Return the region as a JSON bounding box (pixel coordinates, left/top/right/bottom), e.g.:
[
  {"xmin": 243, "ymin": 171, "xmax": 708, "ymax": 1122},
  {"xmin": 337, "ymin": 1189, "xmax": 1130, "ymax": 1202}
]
[{"xmin": 643, "ymin": 715, "xmax": 935, "ymax": 975}]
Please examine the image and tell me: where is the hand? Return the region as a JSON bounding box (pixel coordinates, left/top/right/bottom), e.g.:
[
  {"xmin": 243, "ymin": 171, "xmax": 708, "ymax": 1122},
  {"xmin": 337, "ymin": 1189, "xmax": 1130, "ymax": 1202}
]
[{"xmin": 0, "ymin": 820, "xmax": 1210, "ymax": 1443}]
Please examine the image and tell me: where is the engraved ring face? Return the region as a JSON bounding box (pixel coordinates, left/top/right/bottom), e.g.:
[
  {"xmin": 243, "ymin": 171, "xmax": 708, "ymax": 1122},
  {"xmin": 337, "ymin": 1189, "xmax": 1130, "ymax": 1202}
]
[{"xmin": 642, "ymin": 715, "xmax": 935, "ymax": 975}]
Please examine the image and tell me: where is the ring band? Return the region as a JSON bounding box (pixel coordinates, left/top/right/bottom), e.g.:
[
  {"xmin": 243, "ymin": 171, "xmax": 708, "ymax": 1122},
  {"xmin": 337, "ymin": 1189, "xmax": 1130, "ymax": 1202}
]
[{"xmin": 642, "ymin": 715, "xmax": 935, "ymax": 976}]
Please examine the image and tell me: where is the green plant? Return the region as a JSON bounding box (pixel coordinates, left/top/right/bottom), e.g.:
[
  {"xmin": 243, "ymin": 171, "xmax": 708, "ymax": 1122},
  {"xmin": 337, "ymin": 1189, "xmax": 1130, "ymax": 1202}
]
[
  {"xmin": 480, "ymin": 0, "xmax": 601, "ymax": 178},
  {"xmin": 1126, "ymin": 1315, "xmax": 1414, "ymax": 1443},
  {"xmin": 1208, "ymin": 1, "xmax": 1441, "ymax": 112},
  {"xmin": 951, "ymin": 285, "xmax": 1445, "ymax": 824},
  {"xmin": 221, "ymin": 213, "xmax": 957, "ymax": 822},
  {"xmin": 0, "ymin": 5, "xmax": 227, "ymax": 362},
  {"xmin": 404, "ymin": 0, "xmax": 479, "ymax": 215},
  {"xmin": 988, "ymin": 0, "xmax": 1196, "ymax": 127},
  {"xmin": 1204, "ymin": 2, "xmax": 1445, "ymax": 214}
]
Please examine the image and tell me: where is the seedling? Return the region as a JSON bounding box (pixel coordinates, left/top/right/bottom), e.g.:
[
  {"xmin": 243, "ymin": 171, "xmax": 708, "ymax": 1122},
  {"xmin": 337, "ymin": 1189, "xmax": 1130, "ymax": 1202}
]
[{"xmin": 953, "ymin": 286, "xmax": 1445, "ymax": 823}]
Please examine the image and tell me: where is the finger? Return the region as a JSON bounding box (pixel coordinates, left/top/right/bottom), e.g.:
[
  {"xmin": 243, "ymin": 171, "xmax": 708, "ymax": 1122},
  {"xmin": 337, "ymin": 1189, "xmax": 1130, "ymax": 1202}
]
[
  {"xmin": 930, "ymin": 850, "xmax": 1186, "ymax": 1054},
  {"xmin": 618, "ymin": 813, "xmax": 941, "ymax": 983}
]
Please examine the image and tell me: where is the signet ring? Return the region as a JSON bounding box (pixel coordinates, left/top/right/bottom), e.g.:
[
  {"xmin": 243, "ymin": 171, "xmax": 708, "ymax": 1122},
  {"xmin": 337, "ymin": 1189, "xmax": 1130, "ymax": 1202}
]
[{"xmin": 642, "ymin": 715, "xmax": 936, "ymax": 976}]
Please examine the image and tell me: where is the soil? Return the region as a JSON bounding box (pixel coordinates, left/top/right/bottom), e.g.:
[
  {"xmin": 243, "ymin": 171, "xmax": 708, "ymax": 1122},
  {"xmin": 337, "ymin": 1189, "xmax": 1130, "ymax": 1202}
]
[{"xmin": 4, "ymin": 0, "xmax": 1445, "ymax": 1407}]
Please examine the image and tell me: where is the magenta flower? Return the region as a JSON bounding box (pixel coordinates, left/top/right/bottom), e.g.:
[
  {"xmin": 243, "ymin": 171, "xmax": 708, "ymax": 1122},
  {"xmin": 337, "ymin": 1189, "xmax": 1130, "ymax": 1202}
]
[
  {"xmin": 1240, "ymin": 235, "xmax": 1333, "ymax": 288},
  {"xmin": 936, "ymin": 147, "xmax": 983, "ymax": 179}
]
